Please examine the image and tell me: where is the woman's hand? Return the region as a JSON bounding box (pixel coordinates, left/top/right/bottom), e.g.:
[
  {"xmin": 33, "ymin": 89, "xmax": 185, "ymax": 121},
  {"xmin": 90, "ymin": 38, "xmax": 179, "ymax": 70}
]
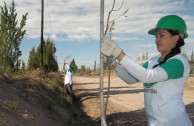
[{"xmin": 100, "ymin": 36, "xmax": 122, "ymax": 59}]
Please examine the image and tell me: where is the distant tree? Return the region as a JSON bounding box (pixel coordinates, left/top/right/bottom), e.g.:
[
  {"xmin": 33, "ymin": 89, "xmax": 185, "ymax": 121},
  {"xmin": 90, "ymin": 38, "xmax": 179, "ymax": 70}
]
[
  {"xmin": 146, "ymin": 52, "xmax": 148, "ymax": 60},
  {"xmin": 80, "ymin": 65, "xmax": 86, "ymax": 73},
  {"xmin": 182, "ymin": 51, "xmax": 188, "ymax": 59},
  {"xmin": 191, "ymin": 51, "xmax": 194, "ymax": 61},
  {"xmin": 27, "ymin": 47, "xmax": 39, "ymax": 70},
  {"xmin": 142, "ymin": 53, "xmax": 145, "ymax": 60},
  {"xmin": 27, "ymin": 38, "xmax": 58, "ymax": 71},
  {"xmin": 94, "ymin": 60, "xmax": 96, "ymax": 71},
  {"xmin": 43, "ymin": 38, "xmax": 58, "ymax": 71},
  {"xmin": 70, "ymin": 59, "xmax": 78, "ymax": 73},
  {"xmin": 0, "ymin": 1, "xmax": 28, "ymax": 71},
  {"xmin": 21, "ymin": 60, "xmax": 26, "ymax": 70},
  {"xmin": 86, "ymin": 67, "xmax": 91, "ymax": 73}
]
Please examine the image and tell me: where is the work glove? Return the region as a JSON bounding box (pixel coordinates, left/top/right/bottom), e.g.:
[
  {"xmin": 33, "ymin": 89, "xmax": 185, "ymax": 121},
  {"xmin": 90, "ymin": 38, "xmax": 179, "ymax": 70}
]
[{"xmin": 100, "ymin": 36, "xmax": 122, "ymax": 59}]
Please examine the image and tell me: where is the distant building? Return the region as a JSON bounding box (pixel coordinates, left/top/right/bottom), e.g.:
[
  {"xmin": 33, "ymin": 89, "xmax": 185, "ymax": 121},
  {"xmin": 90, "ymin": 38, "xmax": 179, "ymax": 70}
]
[{"xmin": 136, "ymin": 52, "xmax": 149, "ymax": 66}]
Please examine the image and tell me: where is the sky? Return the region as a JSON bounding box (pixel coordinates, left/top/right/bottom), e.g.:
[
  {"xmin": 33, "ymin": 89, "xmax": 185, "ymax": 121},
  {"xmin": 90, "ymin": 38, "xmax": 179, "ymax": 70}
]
[{"xmin": 1, "ymin": 0, "xmax": 194, "ymax": 71}]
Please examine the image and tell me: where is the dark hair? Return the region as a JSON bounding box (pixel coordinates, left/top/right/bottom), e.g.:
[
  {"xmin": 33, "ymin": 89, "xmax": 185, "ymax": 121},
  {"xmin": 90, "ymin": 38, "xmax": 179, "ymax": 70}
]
[{"xmin": 153, "ymin": 30, "xmax": 185, "ymax": 68}]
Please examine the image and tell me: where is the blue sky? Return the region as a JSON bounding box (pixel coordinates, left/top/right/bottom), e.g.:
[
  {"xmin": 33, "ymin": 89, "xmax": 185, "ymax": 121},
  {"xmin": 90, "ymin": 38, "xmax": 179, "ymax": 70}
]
[{"xmin": 1, "ymin": 0, "xmax": 194, "ymax": 71}]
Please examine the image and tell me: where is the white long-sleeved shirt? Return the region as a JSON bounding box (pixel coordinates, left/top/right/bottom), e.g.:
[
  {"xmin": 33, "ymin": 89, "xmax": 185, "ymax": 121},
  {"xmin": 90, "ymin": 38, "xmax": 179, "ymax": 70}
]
[
  {"xmin": 115, "ymin": 54, "xmax": 192, "ymax": 126},
  {"xmin": 64, "ymin": 69, "xmax": 73, "ymax": 85}
]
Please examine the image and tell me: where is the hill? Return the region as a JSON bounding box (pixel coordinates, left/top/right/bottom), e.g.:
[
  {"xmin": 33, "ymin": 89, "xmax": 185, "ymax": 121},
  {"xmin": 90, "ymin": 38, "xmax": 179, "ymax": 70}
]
[{"xmin": 0, "ymin": 70, "xmax": 96, "ymax": 126}]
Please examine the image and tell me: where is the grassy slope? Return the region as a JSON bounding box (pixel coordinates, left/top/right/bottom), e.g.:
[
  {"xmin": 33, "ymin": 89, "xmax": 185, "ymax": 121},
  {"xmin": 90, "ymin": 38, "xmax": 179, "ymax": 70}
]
[{"xmin": 0, "ymin": 70, "xmax": 97, "ymax": 126}]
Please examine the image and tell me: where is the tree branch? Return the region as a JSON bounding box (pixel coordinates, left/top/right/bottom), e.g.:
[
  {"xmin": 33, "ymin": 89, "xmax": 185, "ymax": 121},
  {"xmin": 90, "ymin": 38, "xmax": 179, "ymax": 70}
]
[{"xmin": 104, "ymin": 0, "xmax": 128, "ymax": 35}]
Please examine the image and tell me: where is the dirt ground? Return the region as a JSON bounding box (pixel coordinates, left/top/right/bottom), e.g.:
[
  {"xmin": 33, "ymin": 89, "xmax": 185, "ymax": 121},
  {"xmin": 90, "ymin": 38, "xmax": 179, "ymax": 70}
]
[
  {"xmin": 73, "ymin": 75, "xmax": 194, "ymax": 126},
  {"xmin": 0, "ymin": 71, "xmax": 93, "ymax": 126},
  {"xmin": 0, "ymin": 72, "xmax": 73, "ymax": 126}
]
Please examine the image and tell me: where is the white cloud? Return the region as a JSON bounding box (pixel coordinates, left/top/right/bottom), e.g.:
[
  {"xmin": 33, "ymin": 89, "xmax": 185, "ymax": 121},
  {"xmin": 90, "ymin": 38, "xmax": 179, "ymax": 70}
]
[
  {"xmin": 1, "ymin": 0, "xmax": 193, "ymax": 41},
  {"xmin": 1, "ymin": 0, "xmax": 194, "ymax": 69},
  {"xmin": 135, "ymin": 44, "xmax": 155, "ymax": 48}
]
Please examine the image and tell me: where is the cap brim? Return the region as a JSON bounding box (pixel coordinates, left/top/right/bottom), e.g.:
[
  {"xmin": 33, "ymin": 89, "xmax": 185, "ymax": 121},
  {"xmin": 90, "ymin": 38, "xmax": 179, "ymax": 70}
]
[
  {"xmin": 148, "ymin": 28, "xmax": 156, "ymax": 35},
  {"xmin": 184, "ymin": 32, "xmax": 188, "ymax": 38}
]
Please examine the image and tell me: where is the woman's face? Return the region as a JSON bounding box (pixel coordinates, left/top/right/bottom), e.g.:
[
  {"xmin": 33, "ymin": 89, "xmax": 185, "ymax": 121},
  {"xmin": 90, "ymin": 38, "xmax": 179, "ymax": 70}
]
[{"xmin": 155, "ymin": 29, "xmax": 179, "ymax": 56}]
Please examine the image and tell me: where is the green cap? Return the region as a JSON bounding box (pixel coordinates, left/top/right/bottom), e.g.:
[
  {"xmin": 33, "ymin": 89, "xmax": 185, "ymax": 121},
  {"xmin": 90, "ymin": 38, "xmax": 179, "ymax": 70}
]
[{"xmin": 148, "ymin": 15, "xmax": 188, "ymax": 38}]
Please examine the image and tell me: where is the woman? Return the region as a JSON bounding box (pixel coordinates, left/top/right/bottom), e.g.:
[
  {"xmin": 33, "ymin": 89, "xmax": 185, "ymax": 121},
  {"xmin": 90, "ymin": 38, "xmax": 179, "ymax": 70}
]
[
  {"xmin": 64, "ymin": 63, "xmax": 77, "ymax": 102},
  {"xmin": 101, "ymin": 15, "xmax": 192, "ymax": 126}
]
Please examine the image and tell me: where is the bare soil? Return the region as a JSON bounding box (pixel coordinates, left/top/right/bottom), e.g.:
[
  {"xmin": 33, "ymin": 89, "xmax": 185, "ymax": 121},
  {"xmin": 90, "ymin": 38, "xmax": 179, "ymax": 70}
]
[
  {"xmin": 73, "ymin": 75, "xmax": 194, "ymax": 126},
  {"xmin": 0, "ymin": 71, "xmax": 96, "ymax": 126}
]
